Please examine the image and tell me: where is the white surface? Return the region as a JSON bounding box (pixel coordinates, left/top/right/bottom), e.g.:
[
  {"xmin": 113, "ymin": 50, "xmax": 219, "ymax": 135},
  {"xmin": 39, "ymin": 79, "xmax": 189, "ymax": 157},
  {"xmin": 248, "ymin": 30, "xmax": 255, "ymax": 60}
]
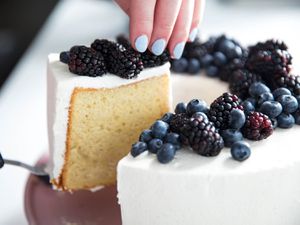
[
  {"xmin": 47, "ymin": 53, "xmax": 170, "ymax": 185},
  {"xmin": 0, "ymin": 0, "xmax": 300, "ymax": 224},
  {"xmin": 118, "ymin": 74, "xmax": 300, "ymax": 225}
]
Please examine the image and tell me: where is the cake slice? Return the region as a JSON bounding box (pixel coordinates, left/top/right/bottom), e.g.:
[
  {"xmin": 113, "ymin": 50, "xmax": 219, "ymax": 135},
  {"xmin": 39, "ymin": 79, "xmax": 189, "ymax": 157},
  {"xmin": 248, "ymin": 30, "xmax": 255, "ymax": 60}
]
[{"xmin": 47, "ymin": 54, "xmax": 171, "ymax": 191}]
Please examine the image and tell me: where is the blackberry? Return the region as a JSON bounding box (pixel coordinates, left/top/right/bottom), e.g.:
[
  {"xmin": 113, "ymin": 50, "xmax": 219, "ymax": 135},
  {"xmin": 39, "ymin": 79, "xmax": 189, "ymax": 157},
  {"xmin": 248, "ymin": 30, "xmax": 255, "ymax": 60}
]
[
  {"xmin": 169, "ymin": 113, "xmax": 189, "ymax": 134},
  {"xmin": 246, "ymin": 40, "xmax": 292, "ymax": 80},
  {"xmin": 116, "ymin": 34, "xmax": 131, "ymax": 48},
  {"xmin": 141, "ymin": 50, "xmax": 170, "ymax": 68},
  {"xmin": 182, "ymin": 38, "xmax": 208, "ymax": 59},
  {"xmin": 180, "ymin": 116, "xmax": 224, "ymax": 156},
  {"xmin": 229, "ymin": 69, "xmax": 262, "ymax": 100},
  {"xmin": 68, "ymin": 46, "xmax": 106, "ymax": 77},
  {"xmin": 208, "ymin": 93, "xmax": 243, "ymax": 129},
  {"xmin": 242, "ymin": 111, "xmax": 273, "ymax": 141},
  {"xmin": 218, "ymin": 57, "xmax": 247, "ymax": 82},
  {"xmin": 93, "ymin": 40, "xmax": 144, "ymax": 79},
  {"xmin": 271, "ymin": 74, "xmax": 300, "ymax": 96}
]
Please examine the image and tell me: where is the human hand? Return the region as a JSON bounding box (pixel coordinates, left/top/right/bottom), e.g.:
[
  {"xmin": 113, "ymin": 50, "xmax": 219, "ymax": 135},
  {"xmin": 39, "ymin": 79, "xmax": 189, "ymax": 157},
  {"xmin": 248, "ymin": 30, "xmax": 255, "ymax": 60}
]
[{"xmin": 115, "ymin": 0, "xmax": 205, "ymax": 59}]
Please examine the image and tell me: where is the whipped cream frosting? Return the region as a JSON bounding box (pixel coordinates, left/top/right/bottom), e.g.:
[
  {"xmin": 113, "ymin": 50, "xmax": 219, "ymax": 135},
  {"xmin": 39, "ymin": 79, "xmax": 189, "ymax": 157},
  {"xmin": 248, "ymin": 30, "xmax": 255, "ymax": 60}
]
[
  {"xmin": 47, "ymin": 54, "xmax": 171, "ymax": 185},
  {"xmin": 117, "ymin": 74, "xmax": 300, "ymax": 225}
]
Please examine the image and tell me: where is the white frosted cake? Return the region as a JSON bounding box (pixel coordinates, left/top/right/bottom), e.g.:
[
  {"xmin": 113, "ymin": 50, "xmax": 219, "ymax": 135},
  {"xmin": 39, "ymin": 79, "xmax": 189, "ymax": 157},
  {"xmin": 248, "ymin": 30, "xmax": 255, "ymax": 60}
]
[
  {"xmin": 117, "ymin": 75, "xmax": 300, "ymax": 225},
  {"xmin": 47, "ymin": 53, "xmax": 171, "ymax": 190}
]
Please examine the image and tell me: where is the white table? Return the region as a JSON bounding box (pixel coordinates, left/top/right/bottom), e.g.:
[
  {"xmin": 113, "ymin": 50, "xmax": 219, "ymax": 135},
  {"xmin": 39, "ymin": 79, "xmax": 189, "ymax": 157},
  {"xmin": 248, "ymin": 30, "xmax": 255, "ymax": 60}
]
[{"xmin": 0, "ymin": 0, "xmax": 299, "ymax": 224}]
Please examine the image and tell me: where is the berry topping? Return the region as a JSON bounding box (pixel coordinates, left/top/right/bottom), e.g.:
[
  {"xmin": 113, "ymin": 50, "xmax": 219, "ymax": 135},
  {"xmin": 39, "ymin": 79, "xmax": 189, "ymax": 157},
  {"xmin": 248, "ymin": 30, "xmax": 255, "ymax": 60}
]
[
  {"xmin": 259, "ymin": 101, "xmax": 283, "ymax": 119},
  {"xmin": 131, "ymin": 142, "xmax": 147, "ymax": 157},
  {"xmin": 208, "ymin": 92, "xmax": 243, "ymax": 129},
  {"xmin": 148, "ymin": 139, "xmax": 164, "ymax": 154},
  {"xmin": 186, "ymin": 99, "xmax": 208, "ymax": 116},
  {"xmin": 192, "ymin": 112, "xmax": 209, "ymax": 121},
  {"xmin": 242, "ymin": 112, "xmax": 273, "ymax": 141},
  {"xmin": 157, "ymin": 144, "xmax": 176, "ymax": 164},
  {"xmin": 220, "ymin": 129, "xmax": 243, "ymax": 147},
  {"xmin": 248, "ymin": 82, "xmax": 270, "ymax": 98},
  {"xmin": 68, "ymin": 46, "xmax": 106, "ymax": 77},
  {"xmin": 231, "ymin": 141, "xmax": 251, "ymax": 162},
  {"xmin": 161, "ymin": 113, "xmax": 174, "ymax": 124},
  {"xmin": 272, "ymin": 88, "xmax": 292, "ymax": 99},
  {"xmin": 229, "ymin": 69, "xmax": 262, "ymax": 100},
  {"xmin": 169, "ymin": 113, "xmax": 189, "ymax": 133},
  {"xmin": 180, "ymin": 116, "xmax": 224, "ymax": 156},
  {"xmin": 141, "ymin": 50, "xmax": 170, "ymax": 68},
  {"xmin": 151, "ymin": 120, "xmax": 169, "ymax": 139},
  {"xmin": 277, "ymin": 95, "xmax": 298, "ymax": 114},
  {"xmin": 139, "ymin": 130, "xmax": 153, "ymax": 143},
  {"xmin": 228, "ymin": 109, "xmax": 246, "ymax": 130},
  {"xmin": 164, "ymin": 132, "xmax": 181, "ymax": 149},
  {"xmin": 59, "ymin": 51, "xmax": 70, "ymax": 64},
  {"xmin": 175, "ymin": 102, "xmax": 187, "ymax": 114},
  {"xmin": 277, "ymin": 113, "xmax": 295, "ymax": 129}
]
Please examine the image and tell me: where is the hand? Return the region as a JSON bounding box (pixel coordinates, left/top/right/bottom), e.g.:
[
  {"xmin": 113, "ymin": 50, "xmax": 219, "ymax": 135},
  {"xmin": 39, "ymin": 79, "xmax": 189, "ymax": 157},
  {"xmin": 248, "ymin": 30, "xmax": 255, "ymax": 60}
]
[{"xmin": 115, "ymin": 0, "xmax": 205, "ymax": 59}]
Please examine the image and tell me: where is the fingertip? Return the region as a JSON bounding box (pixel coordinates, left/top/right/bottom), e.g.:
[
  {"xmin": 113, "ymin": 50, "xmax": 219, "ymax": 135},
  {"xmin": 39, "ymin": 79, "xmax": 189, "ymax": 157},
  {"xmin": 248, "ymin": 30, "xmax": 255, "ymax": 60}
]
[
  {"xmin": 172, "ymin": 42, "xmax": 186, "ymax": 59},
  {"xmin": 134, "ymin": 35, "xmax": 149, "ymax": 53},
  {"xmin": 188, "ymin": 28, "xmax": 198, "ymax": 42}
]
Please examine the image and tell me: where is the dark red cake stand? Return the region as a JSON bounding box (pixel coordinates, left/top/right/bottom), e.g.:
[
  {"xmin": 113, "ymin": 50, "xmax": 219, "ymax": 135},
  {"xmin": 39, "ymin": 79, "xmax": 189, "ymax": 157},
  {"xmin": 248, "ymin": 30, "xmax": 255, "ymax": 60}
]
[{"xmin": 24, "ymin": 156, "xmax": 122, "ymax": 225}]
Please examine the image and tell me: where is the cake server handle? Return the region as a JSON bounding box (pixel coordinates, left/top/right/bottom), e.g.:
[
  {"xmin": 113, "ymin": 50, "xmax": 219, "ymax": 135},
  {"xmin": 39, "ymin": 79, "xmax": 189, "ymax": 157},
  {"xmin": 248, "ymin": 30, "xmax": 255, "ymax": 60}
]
[{"xmin": 0, "ymin": 152, "xmax": 48, "ymax": 176}]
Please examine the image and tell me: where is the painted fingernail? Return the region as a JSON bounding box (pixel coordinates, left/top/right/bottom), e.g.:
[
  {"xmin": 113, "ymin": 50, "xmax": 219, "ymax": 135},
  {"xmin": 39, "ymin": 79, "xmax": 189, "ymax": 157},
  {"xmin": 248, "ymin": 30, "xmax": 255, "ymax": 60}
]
[
  {"xmin": 173, "ymin": 42, "xmax": 185, "ymax": 59},
  {"xmin": 151, "ymin": 39, "xmax": 166, "ymax": 55},
  {"xmin": 135, "ymin": 35, "xmax": 148, "ymax": 53},
  {"xmin": 189, "ymin": 28, "xmax": 198, "ymax": 42}
]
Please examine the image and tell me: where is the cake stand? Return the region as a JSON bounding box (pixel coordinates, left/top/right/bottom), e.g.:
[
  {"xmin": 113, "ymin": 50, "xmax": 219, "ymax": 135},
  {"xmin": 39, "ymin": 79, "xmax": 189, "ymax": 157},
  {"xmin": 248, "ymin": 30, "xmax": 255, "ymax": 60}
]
[{"xmin": 24, "ymin": 156, "xmax": 121, "ymax": 225}]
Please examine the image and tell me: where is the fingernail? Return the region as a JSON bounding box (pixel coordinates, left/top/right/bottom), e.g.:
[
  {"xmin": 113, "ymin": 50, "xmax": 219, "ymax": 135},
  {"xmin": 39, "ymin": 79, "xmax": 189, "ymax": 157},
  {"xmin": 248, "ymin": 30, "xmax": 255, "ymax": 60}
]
[
  {"xmin": 189, "ymin": 28, "xmax": 198, "ymax": 42},
  {"xmin": 173, "ymin": 42, "xmax": 185, "ymax": 59},
  {"xmin": 151, "ymin": 39, "xmax": 166, "ymax": 55},
  {"xmin": 135, "ymin": 35, "xmax": 148, "ymax": 53}
]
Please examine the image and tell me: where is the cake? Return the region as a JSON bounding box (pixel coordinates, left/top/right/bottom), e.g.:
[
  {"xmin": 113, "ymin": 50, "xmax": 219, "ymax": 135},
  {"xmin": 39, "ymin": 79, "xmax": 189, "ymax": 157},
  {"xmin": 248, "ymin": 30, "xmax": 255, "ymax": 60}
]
[
  {"xmin": 47, "ymin": 52, "xmax": 171, "ymax": 191},
  {"xmin": 117, "ymin": 37, "xmax": 300, "ymax": 224},
  {"xmin": 117, "ymin": 75, "xmax": 300, "ymax": 225}
]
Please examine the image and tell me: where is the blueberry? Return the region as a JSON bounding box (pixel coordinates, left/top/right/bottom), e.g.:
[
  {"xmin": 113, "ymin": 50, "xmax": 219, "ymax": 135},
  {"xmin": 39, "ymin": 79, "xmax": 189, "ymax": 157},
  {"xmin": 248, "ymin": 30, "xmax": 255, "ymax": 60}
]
[
  {"xmin": 59, "ymin": 51, "xmax": 70, "ymax": 64},
  {"xmin": 257, "ymin": 92, "xmax": 274, "ymax": 106},
  {"xmin": 175, "ymin": 102, "xmax": 187, "ymax": 114},
  {"xmin": 245, "ymin": 97, "xmax": 257, "ymax": 107},
  {"xmin": 148, "ymin": 139, "xmax": 163, "ymax": 153},
  {"xmin": 227, "ymin": 46, "xmax": 243, "ymax": 59},
  {"xmin": 231, "ymin": 141, "xmax": 251, "ymax": 162},
  {"xmin": 277, "ymin": 95, "xmax": 298, "ymax": 113},
  {"xmin": 206, "ymin": 66, "xmax": 219, "ymax": 77},
  {"xmin": 272, "ymin": 88, "xmax": 292, "ymax": 99},
  {"xmin": 131, "ymin": 142, "xmax": 147, "ymax": 157},
  {"xmin": 157, "ymin": 143, "xmax": 176, "ymax": 164},
  {"xmin": 241, "ymin": 100, "xmax": 255, "ymax": 115},
  {"xmin": 187, "ymin": 58, "xmax": 201, "ymax": 74},
  {"xmin": 161, "ymin": 113, "xmax": 174, "ymax": 124},
  {"xmin": 277, "ymin": 113, "xmax": 295, "ymax": 129},
  {"xmin": 151, "ymin": 120, "xmax": 169, "ymax": 139},
  {"xmin": 293, "ymin": 111, "xmax": 300, "ymax": 125},
  {"xmin": 164, "ymin": 132, "xmax": 181, "ymax": 149},
  {"xmin": 249, "ymin": 82, "xmax": 270, "ymax": 98},
  {"xmin": 259, "ymin": 101, "xmax": 283, "ymax": 119},
  {"xmin": 229, "ymin": 109, "xmax": 246, "ymax": 130},
  {"xmin": 171, "ymin": 58, "xmax": 188, "ymax": 73},
  {"xmin": 0, "ymin": 152, "xmax": 4, "ymax": 168},
  {"xmin": 271, "ymin": 118, "xmax": 278, "ymax": 129},
  {"xmin": 218, "ymin": 40, "xmax": 235, "ymax": 55},
  {"xmin": 186, "ymin": 99, "xmax": 208, "ymax": 116},
  {"xmin": 213, "ymin": 52, "xmax": 227, "ymax": 66},
  {"xmin": 296, "ymin": 96, "xmax": 300, "ymax": 106},
  {"xmin": 200, "ymin": 54, "xmax": 214, "ymax": 68},
  {"xmin": 220, "ymin": 129, "xmax": 243, "ymax": 147},
  {"xmin": 139, "ymin": 130, "xmax": 153, "ymax": 143},
  {"xmin": 192, "ymin": 112, "xmax": 209, "ymax": 122}
]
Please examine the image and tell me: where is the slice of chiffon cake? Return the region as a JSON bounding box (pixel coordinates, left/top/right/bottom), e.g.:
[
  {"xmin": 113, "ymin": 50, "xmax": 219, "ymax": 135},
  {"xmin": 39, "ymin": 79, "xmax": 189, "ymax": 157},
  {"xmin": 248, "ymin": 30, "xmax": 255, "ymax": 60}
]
[{"xmin": 47, "ymin": 53, "xmax": 171, "ymax": 191}]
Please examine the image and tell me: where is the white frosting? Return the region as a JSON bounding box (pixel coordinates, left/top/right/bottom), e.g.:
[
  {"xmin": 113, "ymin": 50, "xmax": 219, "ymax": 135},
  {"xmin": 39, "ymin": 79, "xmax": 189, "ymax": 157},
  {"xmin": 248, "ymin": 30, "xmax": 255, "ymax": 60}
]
[
  {"xmin": 117, "ymin": 75, "xmax": 300, "ymax": 225},
  {"xmin": 47, "ymin": 54, "xmax": 171, "ymax": 184}
]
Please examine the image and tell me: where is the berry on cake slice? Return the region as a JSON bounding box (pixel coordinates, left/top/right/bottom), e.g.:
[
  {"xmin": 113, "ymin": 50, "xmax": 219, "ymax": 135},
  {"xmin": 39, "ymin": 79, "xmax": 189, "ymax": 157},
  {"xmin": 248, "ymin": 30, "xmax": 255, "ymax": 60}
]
[
  {"xmin": 131, "ymin": 142, "xmax": 148, "ymax": 157},
  {"xmin": 157, "ymin": 143, "xmax": 176, "ymax": 164},
  {"xmin": 164, "ymin": 132, "xmax": 181, "ymax": 150},
  {"xmin": 148, "ymin": 139, "xmax": 164, "ymax": 154},
  {"xmin": 242, "ymin": 111, "xmax": 273, "ymax": 141},
  {"xmin": 161, "ymin": 112, "xmax": 174, "ymax": 124},
  {"xmin": 151, "ymin": 120, "xmax": 169, "ymax": 139},
  {"xmin": 170, "ymin": 113, "xmax": 189, "ymax": 134},
  {"xmin": 139, "ymin": 130, "xmax": 153, "ymax": 143},
  {"xmin": 175, "ymin": 102, "xmax": 187, "ymax": 114},
  {"xmin": 231, "ymin": 141, "xmax": 251, "ymax": 162}
]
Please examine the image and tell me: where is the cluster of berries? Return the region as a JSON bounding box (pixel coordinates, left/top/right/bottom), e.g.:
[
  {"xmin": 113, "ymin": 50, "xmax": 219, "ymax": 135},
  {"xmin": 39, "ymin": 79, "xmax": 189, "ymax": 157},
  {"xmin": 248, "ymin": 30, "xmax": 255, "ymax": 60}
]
[
  {"xmin": 59, "ymin": 36, "xmax": 170, "ymax": 79},
  {"xmin": 171, "ymin": 35, "xmax": 247, "ymax": 80}
]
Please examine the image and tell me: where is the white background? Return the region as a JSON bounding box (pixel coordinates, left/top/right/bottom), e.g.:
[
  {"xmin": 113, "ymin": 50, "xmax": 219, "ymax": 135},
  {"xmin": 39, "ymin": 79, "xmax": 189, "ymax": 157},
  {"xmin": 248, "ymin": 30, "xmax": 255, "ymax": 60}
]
[{"xmin": 0, "ymin": 0, "xmax": 299, "ymax": 224}]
